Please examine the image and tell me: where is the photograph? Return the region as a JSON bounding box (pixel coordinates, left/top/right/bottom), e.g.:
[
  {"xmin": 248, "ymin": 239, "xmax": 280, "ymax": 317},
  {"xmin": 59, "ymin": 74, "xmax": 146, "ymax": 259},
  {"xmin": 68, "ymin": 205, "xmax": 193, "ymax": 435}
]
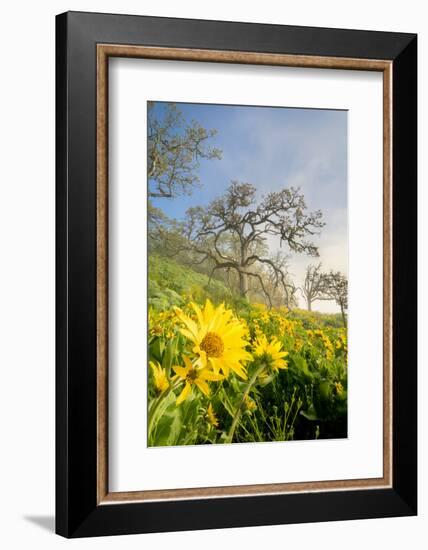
[{"xmin": 147, "ymin": 100, "xmax": 349, "ymax": 447}]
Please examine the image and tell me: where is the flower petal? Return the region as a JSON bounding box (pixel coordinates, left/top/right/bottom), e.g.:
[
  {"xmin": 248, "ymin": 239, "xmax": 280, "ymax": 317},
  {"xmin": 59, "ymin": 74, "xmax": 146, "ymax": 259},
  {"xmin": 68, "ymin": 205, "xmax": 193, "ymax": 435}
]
[
  {"xmin": 176, "ymin": 382, "xmax": 191, "ymax": 405},
  {"xmin": 173, "ymin": 365, "xmax": 189, "ymax": 379},
  {"xmin": 201, "ymin": 369, "xmax": 224, "ymax": 382},
  {"xmin": 194, "ymin": 378, "xmax": 210, "ymax": 397}
]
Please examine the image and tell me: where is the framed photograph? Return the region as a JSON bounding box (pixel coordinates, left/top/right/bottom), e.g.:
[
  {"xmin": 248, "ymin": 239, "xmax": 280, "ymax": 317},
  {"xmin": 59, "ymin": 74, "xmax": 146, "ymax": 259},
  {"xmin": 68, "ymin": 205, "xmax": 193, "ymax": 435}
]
[{"xmin": 56, "ymin": 11, "xmax": 417, "ymax": 538}]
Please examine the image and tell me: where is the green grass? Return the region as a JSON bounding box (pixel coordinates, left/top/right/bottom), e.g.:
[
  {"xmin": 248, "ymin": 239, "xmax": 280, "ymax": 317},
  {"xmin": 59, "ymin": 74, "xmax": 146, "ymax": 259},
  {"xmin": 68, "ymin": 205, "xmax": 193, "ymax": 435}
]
[
  {"xmin": 288, "ymin": 308, "xmax": 344, "ymax": 328},
  {"xmin": 148, "ymin": 254, "xmax": 233, "ymax": 311}
]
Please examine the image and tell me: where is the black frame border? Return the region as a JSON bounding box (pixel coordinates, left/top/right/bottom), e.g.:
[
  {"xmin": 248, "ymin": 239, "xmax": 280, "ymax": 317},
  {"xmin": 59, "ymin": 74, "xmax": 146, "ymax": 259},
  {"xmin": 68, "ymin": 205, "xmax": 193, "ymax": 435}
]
[{"xmin": 56, "ymin": 11, "xmax": 417, "ymax": 538}]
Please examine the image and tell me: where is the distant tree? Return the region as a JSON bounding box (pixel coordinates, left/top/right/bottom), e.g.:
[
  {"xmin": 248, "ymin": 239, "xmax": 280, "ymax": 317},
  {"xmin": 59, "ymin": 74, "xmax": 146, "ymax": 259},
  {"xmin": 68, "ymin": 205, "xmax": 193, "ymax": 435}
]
[
  {"xmin": 180, "ymin": 181, "xmax": 324, "ymax": 307},
  {"xmin": 324, "ymin": 271, "xmax": 348, "ymax": 327},
  {"xmin": 148, "ymin": 102, "xmax": 221, "ymax": 198},
  {"xmin": 264, "ymin": 252, "xmax": 298, "ymax": 308},
  {"xmin": 299, "ymin": 263, "xmax": 329, "ymax": 311}
]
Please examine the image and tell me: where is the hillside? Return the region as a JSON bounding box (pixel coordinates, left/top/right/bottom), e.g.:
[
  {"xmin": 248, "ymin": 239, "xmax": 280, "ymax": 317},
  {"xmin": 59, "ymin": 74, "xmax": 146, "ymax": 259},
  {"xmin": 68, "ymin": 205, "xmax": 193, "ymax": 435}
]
[
  {"xmin": 148, "ymin": 254, "xmax": 233, "ymax": 311},
  {"xmin": 148, "ymin": 255, "xmax": 344, "ymax": 328}
]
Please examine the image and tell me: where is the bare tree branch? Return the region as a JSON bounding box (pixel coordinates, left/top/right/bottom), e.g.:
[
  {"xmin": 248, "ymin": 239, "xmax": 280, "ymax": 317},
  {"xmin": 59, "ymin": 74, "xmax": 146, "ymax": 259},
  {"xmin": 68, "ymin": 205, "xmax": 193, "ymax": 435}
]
[
  {"xmin": 299, "ymin": 263, "xmax": 331, "ymax": 311},
  {"xmin": 147, "ymin": 102, "xmax": 221, "ymax": 199},
  {"xmin": 323, "ymin": 270, "xmax": 348, "ymax": 326},
  {"xmin": 177, "ymin": 181, "xmax": 324, "ymax": 307}
]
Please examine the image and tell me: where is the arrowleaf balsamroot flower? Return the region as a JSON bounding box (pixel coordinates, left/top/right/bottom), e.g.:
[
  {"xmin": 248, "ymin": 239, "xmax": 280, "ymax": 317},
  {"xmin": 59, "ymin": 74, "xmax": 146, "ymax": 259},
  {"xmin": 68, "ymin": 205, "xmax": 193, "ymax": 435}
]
[
  {"xmin": 243, "ymin": 394, "xmax": 257, "ymax": 412},
  {"xmin": 150, "ymin": 361, "xmax": 169, "ymax": 394},
  {"xmin": 334, "ymin": 381, "xmax": 344, "ymax": 396},
  {"xmin": 206, "ymin": 403, "xmax": 219, "ymax": 427},
  {"xmin": 253, "ymin": 334, "xmax": 288, "ymax": 372},
  {"xmin": 175, "ymin": 299, "xmax": 252, "ymax": 380},
  {"xmin": 173, "ymin": 356, "xmax": 223, "ymax": 405}
]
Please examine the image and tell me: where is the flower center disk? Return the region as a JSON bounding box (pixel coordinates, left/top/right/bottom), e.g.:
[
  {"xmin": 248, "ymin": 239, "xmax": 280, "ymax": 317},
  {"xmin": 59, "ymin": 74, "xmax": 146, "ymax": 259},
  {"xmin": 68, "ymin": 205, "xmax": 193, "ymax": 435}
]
[
  {"xmin": 186, "ymin": 368, "xmax": 198, "ymax": 382},
  {"xmin": 200, "ymin": 331, "xmax": 224, "ymax": 358}
]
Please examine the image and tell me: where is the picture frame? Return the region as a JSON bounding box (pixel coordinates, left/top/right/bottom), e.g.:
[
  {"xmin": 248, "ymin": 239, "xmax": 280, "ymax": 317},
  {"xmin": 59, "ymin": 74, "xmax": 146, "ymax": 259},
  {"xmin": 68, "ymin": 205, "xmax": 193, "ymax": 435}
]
[{"xmin": 56, "ymin": 11, "xmax": 417, "ymax": 538}]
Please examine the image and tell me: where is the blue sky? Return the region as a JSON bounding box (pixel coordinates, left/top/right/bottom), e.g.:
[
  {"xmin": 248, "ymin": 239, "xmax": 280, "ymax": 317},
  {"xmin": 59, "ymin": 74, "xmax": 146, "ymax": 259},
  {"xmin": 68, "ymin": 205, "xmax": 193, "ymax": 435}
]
[{"xmin": 150, "ymin": 102, "xmax": 347, "ymax": 312}]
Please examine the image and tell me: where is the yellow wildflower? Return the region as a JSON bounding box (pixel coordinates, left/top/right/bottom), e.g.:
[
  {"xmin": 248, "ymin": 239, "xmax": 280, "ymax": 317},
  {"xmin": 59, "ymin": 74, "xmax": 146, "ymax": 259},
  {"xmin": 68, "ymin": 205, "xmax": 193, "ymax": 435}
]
[
  {"xmin": 253, "ymin": 334, "xmax": 288, "ymax": 372},
  {"xmin": 322, "ymin": 335, "xmax": 334, "ymax": 360},
  {"xmin": 150, "ymin": 324, "xmax": 163, "ymax": 336},
  {"xmin": 334, "ymin": 381, "xmax": 344, "ymax": 396},
  {"xmin": 150, "ymin": 361, "xmax": 169, "ymax": 394},
  {"xmin": 294, "ymin": 338, "xmax": 304, "ymax": 352},
  {"xmin": 206, "ymin": 403, "xmax": 219, "ymax": 427},
  {"xmin": 260, "ymin": 312, "xmax": 270, "ymax": 323},
  {"xmin": 243, "ymin": 394, "xmax": 257, "ymax": 412},
  {"xmin": 173, "ymin": 356, "xmax": 223, "ymax": 405},
  {"xmin": 175, "ymin": 299, "xmax": 251, "ymax": 380}
]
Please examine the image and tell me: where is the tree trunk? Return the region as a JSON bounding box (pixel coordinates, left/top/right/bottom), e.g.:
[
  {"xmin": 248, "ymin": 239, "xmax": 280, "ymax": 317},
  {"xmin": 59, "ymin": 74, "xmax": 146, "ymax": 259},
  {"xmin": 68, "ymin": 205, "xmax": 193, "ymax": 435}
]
[
  {"xmin": 307, "ymin": 298, "xmax": 312, "ymax": 312},
  {"xmin": 239, "ymin": 243, "xmax": 249, "ymax": 300},
  {"xmin": 239, "ymin": 271, "xmax": 249, "ymax": 300},
  {"xmin": 340, "ymin": 304, "xmax": 347, "ymax": 328}
]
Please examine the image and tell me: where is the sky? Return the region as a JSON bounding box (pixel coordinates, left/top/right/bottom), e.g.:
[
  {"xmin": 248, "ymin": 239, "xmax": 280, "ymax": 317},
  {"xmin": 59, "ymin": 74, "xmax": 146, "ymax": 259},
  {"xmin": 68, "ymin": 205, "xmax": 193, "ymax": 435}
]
[{"xmin": 150, "ymin": 101, "xmax": 347, "ymax": 313}]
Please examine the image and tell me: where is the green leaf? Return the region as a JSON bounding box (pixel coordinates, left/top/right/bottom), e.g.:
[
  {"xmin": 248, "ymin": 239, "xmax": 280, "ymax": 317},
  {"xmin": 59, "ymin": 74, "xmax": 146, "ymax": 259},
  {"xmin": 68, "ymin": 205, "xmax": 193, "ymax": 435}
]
[
  {"xmin": 149, "ymin": 338, "xmax": 165, "ymax": 362},
  {"xmin": 153, "ymin": 408, "xmax": 181, "ymax": 446},
  {"xmin": 291, "ymin": 352, "xmax": 309, "ymax": 375},
  {"xmin": 300, "ymin": 404, "xmax": 319, "ymax": 421},
  {"xmin": 162, "ymin": 337, "xmax": 178, "ymax": 376},
  {"xmin": 319, "ymin": 381, "xmax": 332, "ymax": 401}
]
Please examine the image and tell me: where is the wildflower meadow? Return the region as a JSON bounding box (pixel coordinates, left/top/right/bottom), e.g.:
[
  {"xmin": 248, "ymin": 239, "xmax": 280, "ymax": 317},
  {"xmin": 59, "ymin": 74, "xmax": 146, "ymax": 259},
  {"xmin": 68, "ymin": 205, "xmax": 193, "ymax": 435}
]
[{"xmin": 147, "ymin": 101, "xmax": 348, "ymax": 446}]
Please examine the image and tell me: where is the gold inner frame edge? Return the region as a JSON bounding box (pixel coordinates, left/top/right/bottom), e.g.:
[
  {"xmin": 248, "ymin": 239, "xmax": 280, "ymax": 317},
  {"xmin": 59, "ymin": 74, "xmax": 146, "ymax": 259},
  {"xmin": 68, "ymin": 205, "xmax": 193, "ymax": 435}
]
[{"xmin": 96, "ymin": 44, "xmax": 393, "ymax": 505}]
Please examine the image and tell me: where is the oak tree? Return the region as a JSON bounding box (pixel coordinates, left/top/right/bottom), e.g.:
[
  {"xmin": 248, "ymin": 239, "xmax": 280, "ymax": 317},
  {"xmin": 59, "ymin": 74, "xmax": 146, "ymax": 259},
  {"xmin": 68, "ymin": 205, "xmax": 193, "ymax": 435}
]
[
  {"xmin": 324, "ymin": 270, "xmax": 348, "ymax": 327},
  {"xmin": 299, "ymin": 263, "xmax": 329, "ymax": 311},
  {"xmin": 148, "ymin": 102, "xmax": 221, "ymax": 199},
  {"xmin": 181, "ymin": 181, "xmax": 324, "ymax": 307}
]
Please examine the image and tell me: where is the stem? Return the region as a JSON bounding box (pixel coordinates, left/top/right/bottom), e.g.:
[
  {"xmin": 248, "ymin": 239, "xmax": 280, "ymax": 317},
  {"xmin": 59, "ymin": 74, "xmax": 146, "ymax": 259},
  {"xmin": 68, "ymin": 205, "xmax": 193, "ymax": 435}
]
[
  {"xmin": 286, "ymin": 398, "xmax": 301, "ymax": 441},
  {"xmin": 226, "ymin": 363, "xmax": 266, "ymax": 444},
  {"xmin": 283, "ymin": 387, "xmax": 297, "ymax": 431},
  {"xmin": 221, "ymin": 386, "xmax": 235, "ymax": 418}
]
